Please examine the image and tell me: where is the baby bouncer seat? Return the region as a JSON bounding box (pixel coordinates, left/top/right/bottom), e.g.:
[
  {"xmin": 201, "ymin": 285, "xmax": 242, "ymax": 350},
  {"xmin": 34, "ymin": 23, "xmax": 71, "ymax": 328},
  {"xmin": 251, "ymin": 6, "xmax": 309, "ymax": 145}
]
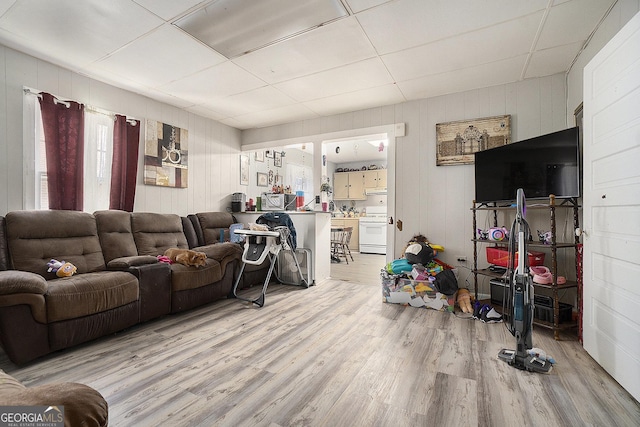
[{"xmin": 231, "ymin": 212, "xmax": 311, "ymax": 307}]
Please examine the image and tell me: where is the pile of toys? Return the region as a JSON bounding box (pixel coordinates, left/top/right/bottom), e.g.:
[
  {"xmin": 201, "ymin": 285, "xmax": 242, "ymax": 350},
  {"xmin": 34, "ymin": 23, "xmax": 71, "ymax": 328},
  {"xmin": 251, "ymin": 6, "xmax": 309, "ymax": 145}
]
[{"xmin": 381, "ymin": 236, "xmax": 457, "ymax": 311}]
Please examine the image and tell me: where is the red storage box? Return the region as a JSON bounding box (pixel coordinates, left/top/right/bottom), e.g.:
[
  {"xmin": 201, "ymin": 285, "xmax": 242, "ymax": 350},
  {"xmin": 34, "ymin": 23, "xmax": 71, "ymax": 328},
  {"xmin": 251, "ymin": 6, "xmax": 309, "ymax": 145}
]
[{"xmin": 486, "ymin": 246, "xmax": 545, "ymax": 268}]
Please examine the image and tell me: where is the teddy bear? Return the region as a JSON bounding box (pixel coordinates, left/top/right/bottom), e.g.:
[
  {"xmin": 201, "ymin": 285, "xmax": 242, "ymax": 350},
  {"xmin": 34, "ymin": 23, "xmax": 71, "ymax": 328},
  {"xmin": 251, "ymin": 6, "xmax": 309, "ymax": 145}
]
[{"xmin": 47, "ymin": 259, "xmax": 77, "ymax": 277}]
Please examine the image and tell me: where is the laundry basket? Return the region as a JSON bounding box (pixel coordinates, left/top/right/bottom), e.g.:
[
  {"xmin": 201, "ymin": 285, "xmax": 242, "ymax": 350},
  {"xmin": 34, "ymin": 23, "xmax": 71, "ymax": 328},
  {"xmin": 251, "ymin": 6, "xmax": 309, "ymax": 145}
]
[{"xmin": 277, "ymin": 247, "xmax": 312, "ymax": 286}]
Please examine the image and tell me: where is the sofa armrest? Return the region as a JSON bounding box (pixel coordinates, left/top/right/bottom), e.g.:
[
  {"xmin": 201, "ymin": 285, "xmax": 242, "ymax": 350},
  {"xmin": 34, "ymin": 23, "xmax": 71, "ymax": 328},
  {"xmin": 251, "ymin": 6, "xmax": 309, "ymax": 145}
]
[
  {"xmin": 194, "ymin": 242, "xmax": 243, "ymax": 261},
  {"xmin": 107, "ymin": 255, "xmax": 159, "ymax": 269},
  {"xmin": 127, "ymin": 263, "xmax": 172, "ymax": 322},
  {"xmin": 0, "ymin": 271, "xmax": 47, "ymax": 295}
]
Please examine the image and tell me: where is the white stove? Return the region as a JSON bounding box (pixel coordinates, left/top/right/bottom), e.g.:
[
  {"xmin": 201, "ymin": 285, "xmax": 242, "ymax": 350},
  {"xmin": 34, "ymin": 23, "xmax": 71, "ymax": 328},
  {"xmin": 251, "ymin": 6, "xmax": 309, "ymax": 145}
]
[{"xmin": 359, "ymin": 206, "xmax": 387, "ymax": 254}]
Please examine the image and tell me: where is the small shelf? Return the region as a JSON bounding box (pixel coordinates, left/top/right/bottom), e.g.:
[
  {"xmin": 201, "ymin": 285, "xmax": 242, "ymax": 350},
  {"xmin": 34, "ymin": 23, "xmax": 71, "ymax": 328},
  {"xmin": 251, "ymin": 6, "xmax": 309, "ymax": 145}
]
[
  {"xmin": 473, "ymin": 238, "xmax": 577, "ymax": 249},
  {"xmin": 471, "ymin": 195, "xmax": 581, "ymax": 340}
]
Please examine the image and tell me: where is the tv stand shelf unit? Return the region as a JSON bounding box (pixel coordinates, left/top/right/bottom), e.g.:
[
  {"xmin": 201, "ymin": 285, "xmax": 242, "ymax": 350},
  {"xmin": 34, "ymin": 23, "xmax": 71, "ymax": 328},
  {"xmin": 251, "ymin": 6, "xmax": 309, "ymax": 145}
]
[{"xmin": 471, "ymin": 195, "xmax": 581, "ymax": 340}]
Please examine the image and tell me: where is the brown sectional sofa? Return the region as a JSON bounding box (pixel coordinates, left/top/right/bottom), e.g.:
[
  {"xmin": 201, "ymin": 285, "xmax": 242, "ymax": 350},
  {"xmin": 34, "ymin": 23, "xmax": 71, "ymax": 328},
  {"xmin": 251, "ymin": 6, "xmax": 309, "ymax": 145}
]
[{"xmin": 0, "ymin": 209, "xmax": 258, "ymax": 365}]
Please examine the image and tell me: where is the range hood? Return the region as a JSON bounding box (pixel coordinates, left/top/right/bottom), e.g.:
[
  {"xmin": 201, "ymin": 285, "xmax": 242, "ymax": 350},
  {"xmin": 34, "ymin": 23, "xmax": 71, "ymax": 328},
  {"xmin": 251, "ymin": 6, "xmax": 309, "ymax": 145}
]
[{"xmin": 365, "ymin": 187, "xmax": 387, "ymax": 195}]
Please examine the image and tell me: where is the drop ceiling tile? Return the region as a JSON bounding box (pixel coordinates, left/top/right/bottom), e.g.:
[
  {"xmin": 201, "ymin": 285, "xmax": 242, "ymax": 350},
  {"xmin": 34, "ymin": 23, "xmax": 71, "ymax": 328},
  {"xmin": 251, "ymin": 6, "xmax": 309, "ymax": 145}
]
[
  {"xmin": 145, "ymin": 90, "xmax": 196, "ymax": 109},
  {"xmin": 233, "ymin": 16, "xmax": 377, "ymax": 84},
  {"xmin": 233, "ymin": 104, "xmax": 319, "ymax": 130},
  {"xmin": 382, "ymin": 12, "xmax": 542, "ymax": 83},
  {"xmin": 397, "ymin": 55, "xmax": 527, "ymax": 101},
  {"xmin": 275, "ymin": 58, "xmax": 393, "ymax": 102},
  {"xmin": 356, "ymin": 0, "xmax": 549, "ymax": 55},
  {"xmin": 159, "ymin": 61, "xmax": 266, "ymax": 103},
  {"xmin": 0, "ymin": 0, "xmax": 163, "ymax": 68},
  {"xmin": 304, "ymin": 84, "xmax": 405, "ymax": 116},
  {"xmin": 200, "ymin": 86, "xmax": 297, "ymax": 117},
  {"xmin": 184, "ymin": 104, "xmax": 227, "ymax": 122},
  {"xmin": 345, "ymin": 0, "xmax": 391, "ymax": 13},
  {"xmin": 537, "ymin": 0, "xmax": 615, "ymax": 49},
  {"xmin": 525, "ymin": 41, "xmax": 584, "ymax": 78},
  {"xmin": 0, "ymin": 1, "xmax": 15, "ymax": 16},
  {"xmin": 95, "ymin": 24, "xmax": 227, "ymax": 87},
  {"xmin": 132, "ymin": 0, "xmax": 203, "ymax": 20}
]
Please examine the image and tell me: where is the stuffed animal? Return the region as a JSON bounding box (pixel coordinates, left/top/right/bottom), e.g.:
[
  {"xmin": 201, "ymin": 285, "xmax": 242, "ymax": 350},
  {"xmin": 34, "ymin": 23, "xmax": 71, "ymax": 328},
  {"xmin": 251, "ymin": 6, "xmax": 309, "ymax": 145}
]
[
  {"xmin": 47, "ymin": 259, "xmax": 77, "ymax": 277},
  {"xmin": 537, "ymin": 230, "xmax": 552, "ymax": 244},
  {"xmin": 457, "ymin": 288, "xmax": 473, "ymax": 313}
]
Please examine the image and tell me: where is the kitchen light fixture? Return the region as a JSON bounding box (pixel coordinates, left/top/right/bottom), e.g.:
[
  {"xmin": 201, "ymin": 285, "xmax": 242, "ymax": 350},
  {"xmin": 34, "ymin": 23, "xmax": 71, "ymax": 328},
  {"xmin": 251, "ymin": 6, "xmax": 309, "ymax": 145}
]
[{"xmin": 174, "ymin": 0, "xmax": 349, "ymax": 58}]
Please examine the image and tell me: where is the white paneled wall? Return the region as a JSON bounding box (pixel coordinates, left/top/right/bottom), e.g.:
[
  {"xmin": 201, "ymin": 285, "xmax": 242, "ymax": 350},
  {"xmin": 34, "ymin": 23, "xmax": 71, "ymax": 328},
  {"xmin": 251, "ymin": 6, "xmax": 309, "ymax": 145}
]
[
  {"xmin": 243, "ymin": 74, "xmax": 568, "ymax": 295},
  {"xmin": 0, "ymin": 45, "xmax": 243, "ymax": 216}
]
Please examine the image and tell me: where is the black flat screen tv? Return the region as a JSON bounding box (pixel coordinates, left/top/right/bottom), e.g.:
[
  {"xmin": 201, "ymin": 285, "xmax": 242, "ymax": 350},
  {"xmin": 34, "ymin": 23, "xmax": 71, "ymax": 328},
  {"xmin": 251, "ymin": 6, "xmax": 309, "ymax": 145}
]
[{"xmin": 474, "ymin": 127, "xmax": 580, "ymax": 203}]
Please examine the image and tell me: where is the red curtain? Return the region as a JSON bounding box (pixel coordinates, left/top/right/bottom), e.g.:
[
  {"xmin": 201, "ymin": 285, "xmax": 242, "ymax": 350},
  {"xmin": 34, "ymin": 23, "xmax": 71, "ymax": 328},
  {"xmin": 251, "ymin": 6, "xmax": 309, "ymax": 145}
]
[
  {"xmin": 110, "ymin": 115, "xmax": 140, "ymax": 211},
  {"xmin": 39, "ymin": 92, "xmax": 85, "ymax": 210}
]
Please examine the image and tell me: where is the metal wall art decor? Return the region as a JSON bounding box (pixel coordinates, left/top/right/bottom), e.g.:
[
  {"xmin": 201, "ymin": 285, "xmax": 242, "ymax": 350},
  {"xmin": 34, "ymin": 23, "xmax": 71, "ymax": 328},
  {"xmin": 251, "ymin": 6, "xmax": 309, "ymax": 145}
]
[
  {"xmin": 436, "ymin": 115, "xmax": 511, "ymax": 165},
  {"xmin": 144, "ymin": 120, "xmax": 189, "ymax": 187}
]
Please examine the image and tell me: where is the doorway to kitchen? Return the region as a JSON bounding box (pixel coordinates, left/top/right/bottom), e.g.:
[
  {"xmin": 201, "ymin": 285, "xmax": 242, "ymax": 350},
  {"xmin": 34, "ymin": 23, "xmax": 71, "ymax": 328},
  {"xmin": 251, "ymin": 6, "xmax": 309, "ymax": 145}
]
[{"xmin": 324, "ymin": 134, "xmax": 388, "ymax": 284}]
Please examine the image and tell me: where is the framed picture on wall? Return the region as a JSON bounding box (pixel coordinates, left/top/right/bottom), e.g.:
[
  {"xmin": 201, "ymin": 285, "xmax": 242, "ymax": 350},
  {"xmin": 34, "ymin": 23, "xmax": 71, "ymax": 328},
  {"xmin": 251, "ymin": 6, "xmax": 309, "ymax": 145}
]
[
  {"xmin": 257, "ymin": 172, "xmax": 268, "ymax": 187},
  {"xmin": 274, "ymin": 151, "xmax": 282, "ymax": 167},
  {"xmin": 240, "ymin": 154, "xmax": 249, "ymax": 185},
  {"xmin": 255, "ymin": 151, "xmax": 264, "ymax": 162},
  {"xmin": 265, "ymin": 150, "xmax": 274, "ymax": 158}
]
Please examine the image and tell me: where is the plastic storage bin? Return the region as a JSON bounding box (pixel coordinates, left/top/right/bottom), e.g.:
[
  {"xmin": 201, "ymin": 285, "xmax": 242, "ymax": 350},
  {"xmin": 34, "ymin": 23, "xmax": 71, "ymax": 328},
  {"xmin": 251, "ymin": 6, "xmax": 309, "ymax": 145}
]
[{"xmin": 486, "ymin": 246, "xmax": 545, "ymax": 268}]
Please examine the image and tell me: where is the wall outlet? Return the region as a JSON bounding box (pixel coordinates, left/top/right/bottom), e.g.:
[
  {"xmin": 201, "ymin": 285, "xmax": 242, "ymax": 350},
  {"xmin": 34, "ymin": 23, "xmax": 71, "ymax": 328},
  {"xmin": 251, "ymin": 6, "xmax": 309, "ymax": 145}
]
[{"xmin": 456, "ymin": 255, "xmax": 467, "ymax": 262}]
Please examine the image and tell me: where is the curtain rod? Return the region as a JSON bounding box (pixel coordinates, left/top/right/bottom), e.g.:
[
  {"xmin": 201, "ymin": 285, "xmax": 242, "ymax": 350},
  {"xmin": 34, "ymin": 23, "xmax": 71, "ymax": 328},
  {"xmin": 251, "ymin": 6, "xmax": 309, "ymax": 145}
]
[
  {"xmin": 24, "ymin": 87, "xmax": 139, "ymax": 125},
  {"xmin": 23, "ymin": 87, "xmax": 70, "ymax": 107}
]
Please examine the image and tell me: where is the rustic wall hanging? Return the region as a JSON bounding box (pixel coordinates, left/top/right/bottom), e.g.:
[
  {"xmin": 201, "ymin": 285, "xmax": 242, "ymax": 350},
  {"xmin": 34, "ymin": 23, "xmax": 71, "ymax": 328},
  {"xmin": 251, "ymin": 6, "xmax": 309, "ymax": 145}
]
[{"xmin": 436, "ymin": 115, "xmax": 511, "ymax": 165}]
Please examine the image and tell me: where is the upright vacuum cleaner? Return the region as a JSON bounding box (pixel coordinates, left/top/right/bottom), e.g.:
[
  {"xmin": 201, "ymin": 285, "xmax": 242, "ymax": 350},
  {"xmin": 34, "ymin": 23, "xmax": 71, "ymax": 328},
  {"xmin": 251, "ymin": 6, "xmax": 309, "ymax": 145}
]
[{"xmin": 498, "ymin": 188, "xmax": 553, "ymax": 373}]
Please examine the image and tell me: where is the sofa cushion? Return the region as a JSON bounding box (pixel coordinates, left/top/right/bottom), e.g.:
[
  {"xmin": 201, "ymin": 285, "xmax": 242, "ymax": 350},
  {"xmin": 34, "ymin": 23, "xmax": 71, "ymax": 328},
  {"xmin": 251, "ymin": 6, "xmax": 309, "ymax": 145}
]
[
  {"xmin": 45, "ymin": 271, "xmax": 139, "ymax": 322},
  {"xmin": 0, "ymin": 370, "xmax": 108, "ymax": 427},
  {"xmin": 181, "ymin": 216, "xmax": 200, "ymax": 249},
  {"xmin": 195, "ymin": 212, "xmax": 237, "ymax": 245},
  {"xmin": 169, "ymin": 259, "xmax": 222, "ymax": 292},
  {"xmin": 131, "ymin": 213, "xmax": 189, "ymax": 255},
  {"xmin": 94, "ymin": 210, "xmax": 138, "ymax": 263},
  {"xmin": 5, "ymin": 210, "xmax": 106, "ymax": 277},
  {"xmin": 187, "ymin": 214, "xmax": 205, "ymax": 247}
]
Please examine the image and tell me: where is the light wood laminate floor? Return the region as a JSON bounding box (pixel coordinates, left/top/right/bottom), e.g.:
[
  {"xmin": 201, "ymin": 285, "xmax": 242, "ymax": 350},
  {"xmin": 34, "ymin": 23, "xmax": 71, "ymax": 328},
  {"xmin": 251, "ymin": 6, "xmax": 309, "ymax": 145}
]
[{"xmin": 1, "ymin": 256, "xmax": 638, "ymax": 426}]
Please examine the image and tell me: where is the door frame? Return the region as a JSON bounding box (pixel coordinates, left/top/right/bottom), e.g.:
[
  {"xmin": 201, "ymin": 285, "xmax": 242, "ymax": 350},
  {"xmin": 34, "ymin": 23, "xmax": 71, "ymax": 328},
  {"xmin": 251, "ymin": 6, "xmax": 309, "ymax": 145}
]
[{"xmin": 241, "ymin": 123, "xmax": 400, "ymax": 263}]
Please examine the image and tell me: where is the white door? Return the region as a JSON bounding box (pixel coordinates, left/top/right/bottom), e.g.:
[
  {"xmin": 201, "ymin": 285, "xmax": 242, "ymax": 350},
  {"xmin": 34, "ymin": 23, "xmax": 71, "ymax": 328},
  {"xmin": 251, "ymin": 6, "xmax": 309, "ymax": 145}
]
[{"xmin": 582, "ymin": 11, "xmax": 640, "ymax": 402}]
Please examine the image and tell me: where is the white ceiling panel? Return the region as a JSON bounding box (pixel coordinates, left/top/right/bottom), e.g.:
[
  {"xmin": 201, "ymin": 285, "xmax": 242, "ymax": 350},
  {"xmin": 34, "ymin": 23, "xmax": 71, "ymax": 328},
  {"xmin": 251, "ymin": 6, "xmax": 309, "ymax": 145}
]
[
  {"xmin": 537, "ymin": 0, "xmax": 614, "ymax": 49},
  {"xmin": 232, "ymin": 16, "xmax": 377, "ymax": 84},
  {"xmin": 231, "ymin": 104, "xmax": 319, "ymax": 129},
  {"xmin": 398, "ymin": 55, "xmax": 528, "ymax": 101},
  {"xmin": 0, "ymin": 0, "xmax": 617, "ymax": 130},
  {"xmin": 304, "ymin": 84, "xmax": 405, "ymax": 116},
  {"xmin": 345, "ymin": 0, "xmax": 392, "ymax": 13},
  {"xmin": 0, "ymin": 1, "xmax": 15, "ymax": 16},
  {"xmin": 275, "ymin": 58, "xmax": 394, "ymax": 102},
  {"xmin": 159, "ymin": 61, "xmax": 266, "ymax": 102},
  {"xmin": 132, "ymin": 0, "xmax": 204, "ymax": 21},
  {"xmin": 198, "ymin": 86, "xmax": 297, "ymax": 118},
  {"xmin": 524, "ymin": 41, "xmax": 584, "ymax": 79},
  {"xmin": 0, "ymin": 0, "xmax": 162, "ymax": 68},
  {"xmin": 382, "ymin": 12, "xmax": 543, "ymax": 83},
  {"xmin": 356, "ymin": 0, "xmax": 549, "ymax": 55},
  {"xmin": 95, "ymin": 24, "xmax": 227, "ymax": 87}
]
